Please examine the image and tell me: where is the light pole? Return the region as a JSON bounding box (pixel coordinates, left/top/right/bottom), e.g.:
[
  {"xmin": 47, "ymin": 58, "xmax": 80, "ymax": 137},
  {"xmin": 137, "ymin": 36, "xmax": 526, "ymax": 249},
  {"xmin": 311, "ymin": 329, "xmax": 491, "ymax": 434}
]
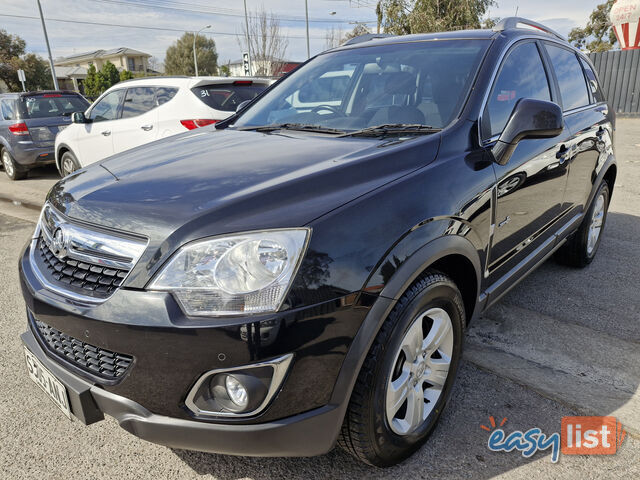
[
  {"xmin": 243, "ymin": 0, "xmax": 252, "ymax": 75},
  {"xmin": 36, "ymin": 0, "xmax": 59, "ymax": 90},
  {"xmin": 193, "ymin": 24, "xmax": 211, "ymax": 76},
  {"xmin": 305, "ymin": 0, "xmax": 310, "ymax": 59}
]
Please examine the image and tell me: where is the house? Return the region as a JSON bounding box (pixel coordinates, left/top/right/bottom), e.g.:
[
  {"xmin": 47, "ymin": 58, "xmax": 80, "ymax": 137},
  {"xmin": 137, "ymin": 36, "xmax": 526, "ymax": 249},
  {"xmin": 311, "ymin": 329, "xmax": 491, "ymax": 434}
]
[
  {"xmin": 227, "ymin": 56, "xmax": 301, "ymax": 77},
  {"xmin": 54, "ymin": 47, "xmax": 151, "ymax": 74},
  {"xmin": 55, "ymin": 66, "xmax": 88, "ymax": 93}
]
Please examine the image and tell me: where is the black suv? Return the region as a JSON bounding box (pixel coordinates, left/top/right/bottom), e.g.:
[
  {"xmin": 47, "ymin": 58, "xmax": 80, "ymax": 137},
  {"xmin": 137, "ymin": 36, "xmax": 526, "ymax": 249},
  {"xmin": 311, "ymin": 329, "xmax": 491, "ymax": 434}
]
[
  {"xmin": 19, "ymin": 18, "xmax": 615, "ymax": 467},
  {"xmin": 0, "ymin": 91, "xmax": 89, "ymax": 180}
]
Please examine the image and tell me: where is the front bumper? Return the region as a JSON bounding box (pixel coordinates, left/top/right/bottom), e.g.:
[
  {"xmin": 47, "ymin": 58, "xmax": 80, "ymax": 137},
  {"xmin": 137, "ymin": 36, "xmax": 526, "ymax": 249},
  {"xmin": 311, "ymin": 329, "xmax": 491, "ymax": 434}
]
[{"xmin": 21, "ymin": 329, "xmax": 342, "ymax": 456}]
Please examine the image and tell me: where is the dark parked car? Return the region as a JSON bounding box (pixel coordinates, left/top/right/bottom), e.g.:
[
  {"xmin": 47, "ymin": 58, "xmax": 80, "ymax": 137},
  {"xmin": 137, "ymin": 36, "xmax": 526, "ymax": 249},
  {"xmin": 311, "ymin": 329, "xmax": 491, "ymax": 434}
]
[
  {"xmin": 19, "ymin": 18, "xmax": 616, "ymax": 467},
  {"xmin": 0, "ymin": 90, "xmax": 89, "ymax": 180}
]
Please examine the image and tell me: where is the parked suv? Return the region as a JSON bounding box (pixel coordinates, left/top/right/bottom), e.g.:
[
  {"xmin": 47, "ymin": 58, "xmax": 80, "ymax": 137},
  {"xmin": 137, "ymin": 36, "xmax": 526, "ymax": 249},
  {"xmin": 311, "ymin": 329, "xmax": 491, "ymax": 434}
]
[
  {"xmin": 0, "ymin": 91, "xmax": 89, "ymax": 180},
  {"xmin": 20, "ymin": 18, "xmax": 616, "ymax": 467},
  {"xmin": 54, "ymin": 76, "xmax": 272, "ymax": 176}
]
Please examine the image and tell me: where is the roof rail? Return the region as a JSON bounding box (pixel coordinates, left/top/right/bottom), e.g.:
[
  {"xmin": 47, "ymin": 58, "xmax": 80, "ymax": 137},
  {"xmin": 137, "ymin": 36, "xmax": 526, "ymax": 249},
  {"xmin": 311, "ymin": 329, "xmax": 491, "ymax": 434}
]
[
  {"xmin": 342, "ymin": 33, "xmax": 395, "ymax": 46},
  {"xmin": 493, "ymin": 17, "xmax": 565, "ymax": 41}
]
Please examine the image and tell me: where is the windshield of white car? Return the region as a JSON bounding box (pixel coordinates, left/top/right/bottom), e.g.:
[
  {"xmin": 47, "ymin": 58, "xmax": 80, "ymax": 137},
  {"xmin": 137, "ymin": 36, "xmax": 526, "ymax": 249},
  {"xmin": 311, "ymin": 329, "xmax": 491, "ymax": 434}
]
[{"xmin": 233, "ymin": 39, "xmax": 489, "ymax": 133}]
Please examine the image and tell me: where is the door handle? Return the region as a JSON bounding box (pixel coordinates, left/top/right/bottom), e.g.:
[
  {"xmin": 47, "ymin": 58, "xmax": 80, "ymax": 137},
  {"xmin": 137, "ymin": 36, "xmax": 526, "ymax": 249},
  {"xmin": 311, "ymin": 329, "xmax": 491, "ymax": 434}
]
[
  {"xmin": 101, "ymin": 130, "xmax": 111, "ymax": 136},
  {"xmin": 556, "ymin": 145, "xmax": 570, "ymax": 164},
  {"xmin": 140, "ymin": 125, "xmax": 153, "ymax": 131},
  {"xmin": 596, "ymin": 127, "xmax": 605, "ymax": 138}
]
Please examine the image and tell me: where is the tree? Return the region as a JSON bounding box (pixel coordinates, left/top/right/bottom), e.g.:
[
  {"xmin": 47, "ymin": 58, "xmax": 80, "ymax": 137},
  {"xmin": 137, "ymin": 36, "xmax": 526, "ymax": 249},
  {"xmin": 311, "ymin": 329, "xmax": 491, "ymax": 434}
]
[
  {"xmin": 239, "ymin": 8, "xmax": 289, "ymax": 76},
  {"xmin": 0, "ymin": 29, "xmax": 52, "ymax": 91},
  {"xmin": 219, "ymin": 64, "xmax": 230, "ymax": 77},
  {"xmin": 84, "ymin": 63, "xmax": 108, "ymax": 97},
  {"xmin": 376, "ymin": 0, "xmax": 495, "ymax": 35},
  {"xmin": 101, "ymin": 61, "xmax": 120, "ymax": 86},
  {"xmin": 344, "ymin": 24, "xmax": 371, "ymax": 42},
  {"xmin": 324, "ymin": 26, "xmax": 345, "ymax": 49},
  {"xmin": 568, "ymin": 0, "xmax": 617, "ymax": 52},
  {"xmin": 165, "ymin": 32, "xmax": 218, "ymax": 75},
  {"xmin": 119, "ymin": 70, "xmax": 134, "ymax": 82}
]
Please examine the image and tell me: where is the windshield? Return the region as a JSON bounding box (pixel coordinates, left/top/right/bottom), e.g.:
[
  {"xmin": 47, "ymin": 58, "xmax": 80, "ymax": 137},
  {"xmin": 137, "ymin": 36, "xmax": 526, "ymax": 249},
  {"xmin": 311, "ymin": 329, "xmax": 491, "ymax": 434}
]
[
  {"xmin": 234, "ymin": 39, "xmax": 489, "ymax": 132},
  {"xmin": 18, "ymin": 94, "xmax": 90, "ymax": 119}
]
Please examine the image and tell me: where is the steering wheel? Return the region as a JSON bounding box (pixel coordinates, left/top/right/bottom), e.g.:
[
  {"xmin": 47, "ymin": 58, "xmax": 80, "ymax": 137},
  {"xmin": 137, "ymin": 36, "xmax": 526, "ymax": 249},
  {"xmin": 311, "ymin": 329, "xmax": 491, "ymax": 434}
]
[{"xmin": 310, "ymin": 104, "xmax": 344, "ymax": 116}]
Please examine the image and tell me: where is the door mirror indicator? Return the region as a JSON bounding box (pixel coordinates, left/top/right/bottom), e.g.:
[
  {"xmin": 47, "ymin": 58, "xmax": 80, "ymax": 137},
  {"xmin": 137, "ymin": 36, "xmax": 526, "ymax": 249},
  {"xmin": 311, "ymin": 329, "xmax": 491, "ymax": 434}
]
[
  {"xmin": 71, "ymin": 111, "xmax": 90, "ymax": 124},
  {"xmin": 491, "ymin": 98, "xmax": 563, "ymax": 165}
]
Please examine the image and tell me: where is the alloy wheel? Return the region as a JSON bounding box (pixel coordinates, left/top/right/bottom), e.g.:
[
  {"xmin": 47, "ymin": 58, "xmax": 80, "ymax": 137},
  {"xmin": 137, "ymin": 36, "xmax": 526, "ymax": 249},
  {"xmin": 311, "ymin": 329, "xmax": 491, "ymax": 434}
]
[
  {"xmin": 385, "ymin": 307, "xmax": 454, "ymax": 436},
  {"xmin": 587, "ymin": 193, "xmax": 605, "ymax": 255},
  {"xmin": 2, "ymin": 151, "xmax": 15, "ymax": 178}
]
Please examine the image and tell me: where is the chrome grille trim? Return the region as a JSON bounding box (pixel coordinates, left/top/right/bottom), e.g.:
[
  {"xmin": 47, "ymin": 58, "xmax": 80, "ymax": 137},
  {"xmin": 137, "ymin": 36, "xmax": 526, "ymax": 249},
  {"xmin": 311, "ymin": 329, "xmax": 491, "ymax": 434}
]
[{"xmin": 31, "ymin": 203, "xmax": 148, "ymax": 303}]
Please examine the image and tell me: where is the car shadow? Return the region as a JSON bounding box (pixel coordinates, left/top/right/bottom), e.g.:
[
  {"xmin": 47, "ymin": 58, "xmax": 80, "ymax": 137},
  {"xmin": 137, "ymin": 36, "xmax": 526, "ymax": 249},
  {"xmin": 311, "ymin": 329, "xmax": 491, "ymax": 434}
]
[
  {"xmin": 26, "ymin": 164, "xmax": 60, "ymax": 180},
  {"xmin": 171, "ymin": 212, "xmax": 639, "ymax": 479}
]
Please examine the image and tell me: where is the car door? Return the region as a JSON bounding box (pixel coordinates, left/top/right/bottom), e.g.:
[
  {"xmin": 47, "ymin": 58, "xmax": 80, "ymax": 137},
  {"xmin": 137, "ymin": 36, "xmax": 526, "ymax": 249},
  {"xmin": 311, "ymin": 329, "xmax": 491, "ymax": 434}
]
[
  {"xmin": 482, "ymin": 41, "xmax": 572, "ymax": 280},
  {"xmin": 543, "ymin": 43, "xmax": 610, "ymax": 216},
  {"xmin": 111, "ymin": 86, "xmax": 159, "ymax": 154},
  {"xmin": 76, "ymin": 89, "xmax": 125, "ymax": 166}
]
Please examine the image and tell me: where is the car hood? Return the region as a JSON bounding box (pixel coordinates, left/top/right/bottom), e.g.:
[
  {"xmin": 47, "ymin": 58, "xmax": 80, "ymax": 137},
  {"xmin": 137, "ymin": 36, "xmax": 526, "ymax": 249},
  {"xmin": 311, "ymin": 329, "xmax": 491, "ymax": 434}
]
[{"xmin": 48, "ymin": 128, "xmax": 440, "ymax": 284}]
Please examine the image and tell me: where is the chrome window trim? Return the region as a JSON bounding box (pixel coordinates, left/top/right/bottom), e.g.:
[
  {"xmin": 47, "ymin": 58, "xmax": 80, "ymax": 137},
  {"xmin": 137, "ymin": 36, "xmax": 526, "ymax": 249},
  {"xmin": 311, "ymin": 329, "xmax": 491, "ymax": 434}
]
[{"xmin": 184, "ymin": 353, "xmax": 294, "ymax": 418}]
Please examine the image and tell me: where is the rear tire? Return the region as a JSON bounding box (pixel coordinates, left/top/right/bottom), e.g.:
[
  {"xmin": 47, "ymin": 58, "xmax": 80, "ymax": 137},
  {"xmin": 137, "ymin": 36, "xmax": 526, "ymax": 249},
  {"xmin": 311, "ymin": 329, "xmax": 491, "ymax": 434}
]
[
  {"xmin": 1, "ymin": 148, "xmax": 27, "ymax": 180},
  {"xmin": 59, "ymin": 151, "xmax": 80, "ymax": 177},
  {"xmin": 555, "ymin": 180, "xmax": 610, "ymax": 268},
  {"xmin": 338, "ymin": 271, "xmax": 465, "ymax": 467}
]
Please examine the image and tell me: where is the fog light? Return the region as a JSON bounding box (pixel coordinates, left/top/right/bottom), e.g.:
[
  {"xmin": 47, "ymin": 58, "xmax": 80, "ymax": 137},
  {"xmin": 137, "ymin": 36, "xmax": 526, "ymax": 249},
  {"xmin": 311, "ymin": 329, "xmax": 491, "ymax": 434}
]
[{"xmin": 225, "ymin": 375, "xmax": 249, "ymax": 409}]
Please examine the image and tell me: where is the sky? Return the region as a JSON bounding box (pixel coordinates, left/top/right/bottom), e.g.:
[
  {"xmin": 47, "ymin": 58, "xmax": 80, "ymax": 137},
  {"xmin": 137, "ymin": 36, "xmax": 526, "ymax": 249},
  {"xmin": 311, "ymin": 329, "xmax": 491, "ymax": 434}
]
[{"xmin": 0, "ymin": 0, "xmax": 605, "ymax": 68}]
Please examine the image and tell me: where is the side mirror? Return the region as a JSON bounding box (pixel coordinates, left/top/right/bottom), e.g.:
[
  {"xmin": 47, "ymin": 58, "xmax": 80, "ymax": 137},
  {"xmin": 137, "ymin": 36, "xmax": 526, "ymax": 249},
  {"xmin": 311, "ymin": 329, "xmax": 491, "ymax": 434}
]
[
  {"xmin": 71, "ymin": 111, "xmax": 89, "ymax": 124},
  {"xmin": 491, "ymin": 98, "xmax": 563, "ymax": 166},
  {"xmin": 236, "ymin": 100, "xmax": 251, "ymax": 113}
]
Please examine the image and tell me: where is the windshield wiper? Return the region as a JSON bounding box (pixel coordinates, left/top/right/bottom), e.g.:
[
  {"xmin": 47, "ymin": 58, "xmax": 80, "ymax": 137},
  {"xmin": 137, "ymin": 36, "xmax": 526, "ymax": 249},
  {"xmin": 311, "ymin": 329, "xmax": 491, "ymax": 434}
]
[
  {"xmin": 338, "ymin": 124, "xmax": 441, "ymax": 138},
  {"xmin": 237, "ymin": 123, "xmax": 346, "ymax": 135}
]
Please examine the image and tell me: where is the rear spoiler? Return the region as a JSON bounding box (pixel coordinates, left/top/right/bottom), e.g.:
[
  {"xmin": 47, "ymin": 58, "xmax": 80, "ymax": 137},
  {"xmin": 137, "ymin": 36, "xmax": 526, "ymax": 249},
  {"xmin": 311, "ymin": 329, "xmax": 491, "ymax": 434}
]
[{"xmin": 189, "ymin": 77, "xmax": 274, "ymax": 88}]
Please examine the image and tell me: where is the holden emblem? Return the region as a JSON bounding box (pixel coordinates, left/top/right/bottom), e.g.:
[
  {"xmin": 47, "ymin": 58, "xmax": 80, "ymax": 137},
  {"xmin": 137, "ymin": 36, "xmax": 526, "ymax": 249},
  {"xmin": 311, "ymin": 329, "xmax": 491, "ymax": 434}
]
[{"xmin": 51, "ymin": 227, "xmax": 68, "ymax": 259}]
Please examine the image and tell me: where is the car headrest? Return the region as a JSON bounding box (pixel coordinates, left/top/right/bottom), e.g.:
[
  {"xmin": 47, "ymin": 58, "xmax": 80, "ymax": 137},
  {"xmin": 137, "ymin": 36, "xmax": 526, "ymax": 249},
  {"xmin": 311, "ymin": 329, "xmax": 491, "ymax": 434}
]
[{"xmin": 384, "ymin": 72, "xmax": 417, "ymax": 95}]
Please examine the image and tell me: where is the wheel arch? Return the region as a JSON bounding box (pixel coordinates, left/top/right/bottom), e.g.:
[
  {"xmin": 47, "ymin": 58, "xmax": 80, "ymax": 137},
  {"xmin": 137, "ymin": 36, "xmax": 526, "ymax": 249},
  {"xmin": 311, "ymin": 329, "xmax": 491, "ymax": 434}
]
[{"xmin": 56, "ymin": 143, "xmax": 72, "ymax": 172}]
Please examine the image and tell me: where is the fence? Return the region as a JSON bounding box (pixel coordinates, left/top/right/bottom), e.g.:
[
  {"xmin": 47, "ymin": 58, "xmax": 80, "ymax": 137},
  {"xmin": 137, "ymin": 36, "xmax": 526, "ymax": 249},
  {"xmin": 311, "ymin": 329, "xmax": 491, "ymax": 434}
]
[{"xmin": 589, "ymin": 49, "xmax": 640, "ymax": 115}]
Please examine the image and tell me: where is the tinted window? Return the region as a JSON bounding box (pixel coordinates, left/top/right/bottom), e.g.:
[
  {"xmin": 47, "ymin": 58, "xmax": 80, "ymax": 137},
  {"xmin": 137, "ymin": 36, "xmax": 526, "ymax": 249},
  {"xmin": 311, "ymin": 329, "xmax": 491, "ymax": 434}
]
[
  {"xmin": 156, "ymin": 87, "xmax": 178, "ymax": 106},
  {"xmin": 545, "ymin": 44, "xmax": 590, "ymax": 111},
  {"xmin": 192, "ymin": 83, "xmax": 267, "ymax": 112},
  {"xmin": 235, "ymin": 40, "xmax": 489, "ymax": 130},
  {"xmin": 89, "ymin": 90, "xmax": 125, "ymax": 122},
  {"xmin": 18, "ymin": 95, "xmax": 89, "ymax": 119},
  {"xmin": 121, "ymin": 87, "xmax": 156, "ymax": 119},
  {"xmin": 485, "ymin": 42, "xmax": 551, "ymax": 137},
  {"xmin": 579, "ymin": 57, "xmax": 605, "ymax": 104},
  {"xmin": 1, "ymin": 100, "xmax": 15, "ymax": 120}
]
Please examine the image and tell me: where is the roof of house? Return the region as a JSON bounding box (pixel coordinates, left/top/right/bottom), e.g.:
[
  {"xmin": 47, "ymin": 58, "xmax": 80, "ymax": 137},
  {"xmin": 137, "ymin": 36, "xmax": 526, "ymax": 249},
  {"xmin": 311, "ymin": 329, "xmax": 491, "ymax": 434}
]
[
  {"xmin": 54, "ymin": 48, "xmax": 151, "ymax": 65},
  {"xmin": 228, "ymin": 56, "xmax": 300, "ymax": 65},
  {"xmin": 55, "ymin": 66, "xmax": 88, "ymax": 78}
]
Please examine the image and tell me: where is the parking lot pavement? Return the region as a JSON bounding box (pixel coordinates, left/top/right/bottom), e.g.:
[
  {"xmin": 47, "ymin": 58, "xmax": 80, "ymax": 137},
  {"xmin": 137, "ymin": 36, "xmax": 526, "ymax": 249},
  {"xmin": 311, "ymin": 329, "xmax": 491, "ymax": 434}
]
[{"xmin": 1, "ymin": 120, "xmax": 639, "ymax": 479}]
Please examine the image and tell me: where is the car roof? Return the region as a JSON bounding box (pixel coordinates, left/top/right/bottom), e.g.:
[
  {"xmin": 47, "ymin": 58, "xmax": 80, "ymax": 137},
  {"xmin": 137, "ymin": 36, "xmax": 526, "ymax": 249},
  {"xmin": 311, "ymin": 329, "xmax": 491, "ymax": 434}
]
[
  {"xmin": 112, "ymin": 76, "xmax": 273, "ymax": 90},
  {"xmin": 1, "ymin": 90, "xmax": 82, "ymax": 98}
]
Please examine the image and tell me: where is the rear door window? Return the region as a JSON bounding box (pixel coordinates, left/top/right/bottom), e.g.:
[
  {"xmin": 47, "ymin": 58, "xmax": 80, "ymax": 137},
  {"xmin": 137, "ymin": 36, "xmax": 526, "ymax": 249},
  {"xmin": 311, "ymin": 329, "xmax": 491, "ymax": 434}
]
[
  {"xmin": 484, "ymin": 42, "xmax": 551, "ymax": 137},
  {"xmin": 192, "ymin": 82, "xmax": 267, "ymax": 112},
  {"xmin": 121, "ymin": 87, "xmax": 157, "ymax": 119},
  {"xmin": 544, "ymin": 44, "xmax": 590, "ymax": 111},
  {"xmin": 579, "ymin": 57, "xmax": 605, "ymax": 104}
]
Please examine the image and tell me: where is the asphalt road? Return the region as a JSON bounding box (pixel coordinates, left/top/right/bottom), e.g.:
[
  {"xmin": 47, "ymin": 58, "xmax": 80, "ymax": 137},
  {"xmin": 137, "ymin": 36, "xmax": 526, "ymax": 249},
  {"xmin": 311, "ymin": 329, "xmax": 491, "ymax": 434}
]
[{"xmin": 1, "ymin": 120, "xmax": 639, "ymax": 479}]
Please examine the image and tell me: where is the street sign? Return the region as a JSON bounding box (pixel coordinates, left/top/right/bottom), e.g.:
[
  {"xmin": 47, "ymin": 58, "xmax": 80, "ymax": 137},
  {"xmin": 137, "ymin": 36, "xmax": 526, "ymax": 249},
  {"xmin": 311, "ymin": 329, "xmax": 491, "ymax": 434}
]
[
  {"xmin": 17, "ymin": 69, "xmax": 26, "ymax": 92},
  {"xmin": 242, "ymin": 52, "xmax": 251, "ymax": 76}
]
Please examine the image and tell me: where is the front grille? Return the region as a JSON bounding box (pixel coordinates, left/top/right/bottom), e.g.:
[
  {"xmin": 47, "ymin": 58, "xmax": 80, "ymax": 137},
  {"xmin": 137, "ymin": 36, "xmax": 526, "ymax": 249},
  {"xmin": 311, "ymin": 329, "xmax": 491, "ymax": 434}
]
[
  {"xmin": 36, "ymin": 237, "xmax": 129, "ymax": 298},
  {"xmin": 34, "ymin": 320, "xmax": 133, "ymax": 380}
]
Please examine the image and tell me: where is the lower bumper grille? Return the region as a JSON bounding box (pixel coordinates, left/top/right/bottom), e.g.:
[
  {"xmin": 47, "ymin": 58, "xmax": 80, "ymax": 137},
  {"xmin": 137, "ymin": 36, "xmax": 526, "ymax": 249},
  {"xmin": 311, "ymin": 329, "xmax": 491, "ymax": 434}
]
[{"xmin": 34, "ymin": 319, "xmax": 133, "ymax": 380}]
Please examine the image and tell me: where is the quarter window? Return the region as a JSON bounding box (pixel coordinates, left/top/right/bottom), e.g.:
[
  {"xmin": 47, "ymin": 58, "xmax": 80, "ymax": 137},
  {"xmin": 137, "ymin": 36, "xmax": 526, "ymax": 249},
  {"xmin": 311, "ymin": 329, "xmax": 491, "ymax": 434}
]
[
  {"xmin": 156, "ymin": 87, "xmax": 178, "ymax": 106},
  {"xmin": 484, "ymin": 42, "xmax": 551, "ymax": 137},
  {"xmin": 88, "ymin": 90, "xmax": 125, "ymax": 122},
  {"xmin": 579, "ymin": 57, "xmax": 605, "ymax": 104},
  {"xmin": 1, "ymin": 100, "xmax": 15, "ymax": 120},
  {"xmin": 121, "ymin": 87, "xmax": 156, "ymax": 119},
  {"xmin": 545, "ymin": 44, "xmax": 590, "ymax": 111}
]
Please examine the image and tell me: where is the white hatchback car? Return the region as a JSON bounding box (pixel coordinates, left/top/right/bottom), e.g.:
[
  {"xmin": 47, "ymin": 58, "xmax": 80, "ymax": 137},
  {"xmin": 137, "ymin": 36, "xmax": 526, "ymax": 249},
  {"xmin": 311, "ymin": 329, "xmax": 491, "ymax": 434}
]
[{"xmin": 55, "ymin": 76, "xmax": 272, "ymax": 176}]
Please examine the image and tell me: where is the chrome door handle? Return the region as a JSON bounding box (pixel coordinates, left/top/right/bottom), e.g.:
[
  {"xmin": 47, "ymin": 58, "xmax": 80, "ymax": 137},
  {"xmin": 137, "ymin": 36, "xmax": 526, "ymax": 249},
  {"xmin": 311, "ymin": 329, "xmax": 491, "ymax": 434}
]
[
  {"xmin": 101, "ymin": 130, "xmax": 111, "ymax": 136},
  {"xmin": 141, "ymin": 125, "xmax": 153, "ymax": 131},
  {"xmin": 556, "ymin": 145, "xmax": 570, "ymax": 164}
]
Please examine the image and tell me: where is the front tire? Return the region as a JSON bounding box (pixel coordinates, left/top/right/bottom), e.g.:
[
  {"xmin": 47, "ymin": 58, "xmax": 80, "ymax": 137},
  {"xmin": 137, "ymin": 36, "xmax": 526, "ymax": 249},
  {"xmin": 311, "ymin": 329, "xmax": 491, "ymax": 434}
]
[
  {"xmin": 338, "ymin": 271, "xmax": 465, "ymax": 467},
  {"xmin": 2, "ymin": 148, "xmax": 27, "ymax": 180},
  {"xmin": 59, "ymin": 151, "xmax": 80, "ymax": 177},
  {"xmin": 555, "ymin": 180, "xmax": 610, "ymax": 268}
]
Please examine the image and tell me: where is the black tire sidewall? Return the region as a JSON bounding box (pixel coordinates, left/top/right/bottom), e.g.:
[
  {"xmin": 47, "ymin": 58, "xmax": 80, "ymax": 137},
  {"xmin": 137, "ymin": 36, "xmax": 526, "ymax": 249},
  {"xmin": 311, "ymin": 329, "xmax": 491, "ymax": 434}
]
[{"xmin": 368, "ymin": 280, "xmax": 465, "ymax": 464}]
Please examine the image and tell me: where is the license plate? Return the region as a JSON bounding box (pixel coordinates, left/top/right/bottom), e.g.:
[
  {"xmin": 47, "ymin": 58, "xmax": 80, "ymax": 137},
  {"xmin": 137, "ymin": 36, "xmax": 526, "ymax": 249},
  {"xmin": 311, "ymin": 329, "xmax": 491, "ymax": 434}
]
[{"xmin": 24, "ymin": 346, "xmax": 72, "ymax": 420}]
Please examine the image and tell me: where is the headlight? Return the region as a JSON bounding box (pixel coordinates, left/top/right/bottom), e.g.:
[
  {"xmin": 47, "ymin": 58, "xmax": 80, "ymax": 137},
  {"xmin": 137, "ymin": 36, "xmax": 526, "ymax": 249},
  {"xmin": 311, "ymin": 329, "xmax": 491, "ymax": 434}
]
[{"xmin": 149, "ymin": 229, "xmax": 310, "ymax": 316}]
